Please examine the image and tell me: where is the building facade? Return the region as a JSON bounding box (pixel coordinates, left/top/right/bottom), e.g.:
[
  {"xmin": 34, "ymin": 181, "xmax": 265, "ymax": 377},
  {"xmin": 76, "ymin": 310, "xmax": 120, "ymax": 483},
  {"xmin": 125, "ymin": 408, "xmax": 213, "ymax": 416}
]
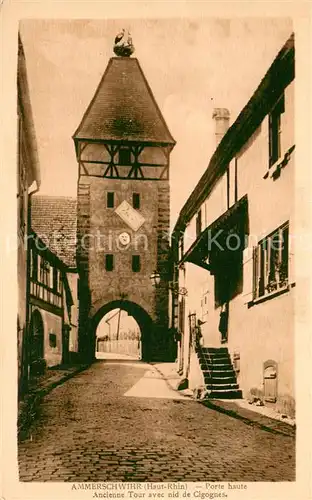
[
  {"xmin": 73, "ymin": 45, "xmax": 175, "ymax": 362},
  {"xmin": 172, "ymin": 34, "xmax": 295, "ymax": 417},
  {"xmin": 30, "ymin": 196, "xmax": 79, "ymax": 371},
  {"xmin": 17, "ymin": 33, "xmax": 41, "ymax": 394}
]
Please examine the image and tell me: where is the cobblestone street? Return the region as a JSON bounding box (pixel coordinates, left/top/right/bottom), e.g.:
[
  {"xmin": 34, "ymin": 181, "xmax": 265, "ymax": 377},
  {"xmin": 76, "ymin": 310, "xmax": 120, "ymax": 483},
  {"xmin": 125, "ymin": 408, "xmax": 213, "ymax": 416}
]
[{"xmin": 18, "ymin": 360, "xmax": 295, "ymax": 482}]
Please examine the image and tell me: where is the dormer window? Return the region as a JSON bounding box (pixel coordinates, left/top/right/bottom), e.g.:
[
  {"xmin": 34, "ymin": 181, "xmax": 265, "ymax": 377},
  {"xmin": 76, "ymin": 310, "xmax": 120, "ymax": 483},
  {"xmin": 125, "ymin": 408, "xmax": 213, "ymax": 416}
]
[{"xmin": 119, "ymin": 147, "xmax": 131, "ymax": 166}]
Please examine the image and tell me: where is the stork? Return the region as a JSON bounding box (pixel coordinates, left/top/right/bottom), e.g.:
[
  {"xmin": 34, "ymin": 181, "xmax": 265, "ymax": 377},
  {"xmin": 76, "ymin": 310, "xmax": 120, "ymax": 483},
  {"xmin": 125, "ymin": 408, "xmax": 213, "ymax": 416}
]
[
  {"xmin": 127, "ymin": 31, "xmax": 133, "ymax": 45},
  {"xmin": 115, "ymin": 29, "xmax": 125, "ymax": 45}
]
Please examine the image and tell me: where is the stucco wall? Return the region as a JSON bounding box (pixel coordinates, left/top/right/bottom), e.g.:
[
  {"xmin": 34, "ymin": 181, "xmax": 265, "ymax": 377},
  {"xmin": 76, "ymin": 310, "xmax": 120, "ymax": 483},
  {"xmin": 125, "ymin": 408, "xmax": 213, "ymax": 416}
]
[
  {"xmin": 66, "ymin": 272, "xmax": 79, "ymax": 353},
  {"xmin": 41, "ymin": 309, "xmax": 63, "ymax": 367},
  {"xmin": 180, "ymin": 80, "xmax": 295, "ymax": 407},
  {"xmin": 228, "ymin": 81, "xmax": 295, "ymax": 403}
]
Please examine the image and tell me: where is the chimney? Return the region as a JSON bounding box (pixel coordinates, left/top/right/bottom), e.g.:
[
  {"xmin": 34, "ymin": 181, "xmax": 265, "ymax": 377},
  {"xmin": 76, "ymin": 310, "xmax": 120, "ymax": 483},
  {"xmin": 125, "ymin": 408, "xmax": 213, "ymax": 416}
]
[{"xmin": 212, "ymin": 108, "xmax": 230, "ymax": 147}]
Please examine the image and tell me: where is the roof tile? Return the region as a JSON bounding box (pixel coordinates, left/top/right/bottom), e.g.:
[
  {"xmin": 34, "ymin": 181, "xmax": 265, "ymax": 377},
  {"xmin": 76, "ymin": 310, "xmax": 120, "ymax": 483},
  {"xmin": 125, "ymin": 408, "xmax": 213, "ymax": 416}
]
[
  {"xmin": 31, "ymin": 196, "xmax": 77, "ymax": 268},
  {"xmin": 74, "ymin": 57, "xmax": 175, "ymax": 145}
]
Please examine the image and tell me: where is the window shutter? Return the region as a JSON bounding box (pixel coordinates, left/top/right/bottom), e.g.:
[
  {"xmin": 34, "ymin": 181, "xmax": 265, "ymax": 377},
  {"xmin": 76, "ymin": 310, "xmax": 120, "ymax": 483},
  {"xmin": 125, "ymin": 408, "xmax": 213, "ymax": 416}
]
[
  {"xmin": 268, "ymin": 114, "xmax": 273, "ymax": 167},
  {"xmin": 252, "ymin": 245, "xmax": 259, "ymax": 300},
  {"xmin": 179, "ymin": 297, "xmax": 185, "ymax": 334}
]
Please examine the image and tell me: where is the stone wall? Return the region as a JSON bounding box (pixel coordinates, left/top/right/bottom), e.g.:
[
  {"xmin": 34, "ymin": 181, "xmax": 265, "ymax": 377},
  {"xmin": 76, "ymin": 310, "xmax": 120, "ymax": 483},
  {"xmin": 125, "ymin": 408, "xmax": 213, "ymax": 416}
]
[{"xmin": 77, "ymin": 171, "xmax": 171, "ymax": 361}]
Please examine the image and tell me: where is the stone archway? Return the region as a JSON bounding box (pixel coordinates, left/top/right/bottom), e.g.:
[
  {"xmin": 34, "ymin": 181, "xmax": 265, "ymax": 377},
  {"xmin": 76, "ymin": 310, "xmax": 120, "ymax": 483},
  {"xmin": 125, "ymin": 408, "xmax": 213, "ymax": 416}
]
[{"xmin": 90, "ymin": 300, "xmax": 154, "ymax": 362}]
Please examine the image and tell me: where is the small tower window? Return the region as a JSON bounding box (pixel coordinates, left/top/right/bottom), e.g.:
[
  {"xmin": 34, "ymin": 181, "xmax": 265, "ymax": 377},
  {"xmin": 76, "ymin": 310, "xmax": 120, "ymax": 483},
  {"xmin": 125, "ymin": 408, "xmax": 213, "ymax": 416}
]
[
  {"xmin": 133, "ymin": 193, "xmax": 140, "ymax": 209},
  {"xmin": 105, "ymin": 254, "xmax": 114, "ymax": 271},
  {"xmin": 107, "ymin": 192, "xmax": 115, "ymax": 208},
  {"xmin": 132, "ymin": 255, "xmax": 141, "ymax": 272},
  {"xmin": 119, "ymin": 147, "xmax": 131, "ymax": 166}
]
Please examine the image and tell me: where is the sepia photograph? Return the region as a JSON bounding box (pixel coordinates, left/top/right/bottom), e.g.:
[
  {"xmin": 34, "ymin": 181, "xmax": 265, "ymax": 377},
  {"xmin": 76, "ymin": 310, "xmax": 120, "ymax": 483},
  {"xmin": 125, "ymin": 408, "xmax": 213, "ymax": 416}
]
[{"xmin": 7, "ymin": 8, "xmax": 308, "ymax": 493}]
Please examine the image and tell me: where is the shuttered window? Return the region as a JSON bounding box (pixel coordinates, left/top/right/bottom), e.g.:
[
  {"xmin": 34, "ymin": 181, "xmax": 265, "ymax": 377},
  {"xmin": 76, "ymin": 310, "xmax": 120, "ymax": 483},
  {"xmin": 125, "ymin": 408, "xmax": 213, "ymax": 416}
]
[
  {"xmin": 269, "ymin": 93, "xmax": 285, "ymax": 167},
  {"xmin": 253, "ymin": 222, "xmax": 289, "ymax": 299}
]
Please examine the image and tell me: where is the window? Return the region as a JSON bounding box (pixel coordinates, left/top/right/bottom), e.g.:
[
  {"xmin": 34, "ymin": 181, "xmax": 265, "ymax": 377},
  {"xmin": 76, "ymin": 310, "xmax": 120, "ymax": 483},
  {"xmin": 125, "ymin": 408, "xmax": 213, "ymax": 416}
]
[
  {"xmin": 107, "ymin": 192, "xmax": 114, "ymax": 208},
  {"xmin": 132, "ymin": 255, "xmax": 141, "ymax": 272},
  {"xmin": 178, "ymin": 297, "xmax": 185, "ymax": 334},
  {"xmin": 49, "ymin": 265, "xmax": 54, "ymax": 289},
  {"xmin": 39, "ymin": 257, "xmax": 50, "ymax": 286},
  {"xmin": 105, "ymin": 254, "xmax": 114, "ymax": 271},
  {"xmin": 49, "ymin": 333, "xmax": 57, "ymax": 348},
  {"xmin": 253, "ymin": 223, "xmax": 289, "ymax": 299},
  {"xmin": 31, "ymin": 250, "xmax": 38, "ymax": 281},
  {"xmin": 119, "ymin": 147, "xmax": 131, "ymax": 166},
  {"xmin": 196, "ymin": 209, "xmax": 202, "ymax": 237},
  {"xmin": 269, "ymin": 94, "xmax": 285, "ymax": 167},
  {"xmin": 53, "ymin": 267, "xmax": 58, "ymax": 292},
  {"xmin": 178, "ymin": 236, "xmax": 184, "ymax": 261},
  {"xmin": 133, "ymin": 193, "xmax": 140, "ymax": 209}
]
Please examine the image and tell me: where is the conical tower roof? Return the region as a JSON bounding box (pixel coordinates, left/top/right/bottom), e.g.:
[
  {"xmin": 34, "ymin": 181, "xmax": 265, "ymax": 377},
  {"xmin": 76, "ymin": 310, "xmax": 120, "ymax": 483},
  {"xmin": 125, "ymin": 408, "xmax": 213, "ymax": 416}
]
[{"xmin": 74, "ymin": 57, "xmax": 175, "ymax": 145}]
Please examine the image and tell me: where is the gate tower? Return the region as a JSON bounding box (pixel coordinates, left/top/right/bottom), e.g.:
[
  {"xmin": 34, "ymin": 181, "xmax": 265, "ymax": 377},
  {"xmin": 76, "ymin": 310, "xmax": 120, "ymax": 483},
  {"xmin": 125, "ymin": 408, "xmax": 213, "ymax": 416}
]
[{"xmin": 73, "ymin": 36, "xmax": 175, "ymax": 361}]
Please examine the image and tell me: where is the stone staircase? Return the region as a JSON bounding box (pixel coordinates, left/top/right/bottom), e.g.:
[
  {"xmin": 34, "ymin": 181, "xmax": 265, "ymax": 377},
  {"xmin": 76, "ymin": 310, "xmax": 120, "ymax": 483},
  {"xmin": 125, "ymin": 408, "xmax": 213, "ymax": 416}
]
[{"xmin": 197, "ymin": 346, "xmax": 242, "ymax": 399}]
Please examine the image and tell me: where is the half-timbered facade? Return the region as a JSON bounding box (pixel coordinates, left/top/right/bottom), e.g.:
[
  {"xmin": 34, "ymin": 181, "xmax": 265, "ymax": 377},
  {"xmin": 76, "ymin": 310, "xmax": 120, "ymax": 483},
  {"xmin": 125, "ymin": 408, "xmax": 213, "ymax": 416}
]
[
  {"xmin": 17, "ymin": 33, "xmax": 41, "ymax": 394},
  {"xmin": 29, "ymin": 196, "xmax": 78, "ymax": 372},
  {"xmin": 172, "ymin": 34, "xmax": 295, "ymax": 417}
]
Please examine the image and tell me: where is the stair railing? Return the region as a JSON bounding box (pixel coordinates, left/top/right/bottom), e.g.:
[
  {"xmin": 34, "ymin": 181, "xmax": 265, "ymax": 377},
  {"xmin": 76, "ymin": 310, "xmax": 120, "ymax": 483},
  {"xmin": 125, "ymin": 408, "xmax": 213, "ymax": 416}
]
[
  {"xmin": 188, "ymin": 313, "xmax": 214, "ymax": 394},
  {"xmin": 194, "ymin": 331, "xmax": 214, "ymax": 392}
]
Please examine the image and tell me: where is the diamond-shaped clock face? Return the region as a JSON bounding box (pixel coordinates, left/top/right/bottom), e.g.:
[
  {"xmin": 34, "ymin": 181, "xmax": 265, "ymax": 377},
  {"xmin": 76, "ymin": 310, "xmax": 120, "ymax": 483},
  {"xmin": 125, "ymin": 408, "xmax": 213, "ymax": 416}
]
[{"xmin": 115, "ymin": 200, "xmax": 145, "ymax": 232}]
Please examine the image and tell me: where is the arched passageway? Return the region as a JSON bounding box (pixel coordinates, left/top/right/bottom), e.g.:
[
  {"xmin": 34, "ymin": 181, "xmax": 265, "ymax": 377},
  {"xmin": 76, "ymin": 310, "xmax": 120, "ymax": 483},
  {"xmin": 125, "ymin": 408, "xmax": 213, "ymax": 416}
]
[
  {"xmin": 96, "ymin": 308, "xmax": 141, "ymax": 360},
  {"xmin": 90, "ymin": 300, "xmax": 154, "ymax": 362},
  {"xmin": 28, "ymin": 309, "xmax": 45, "ymax": 375}
]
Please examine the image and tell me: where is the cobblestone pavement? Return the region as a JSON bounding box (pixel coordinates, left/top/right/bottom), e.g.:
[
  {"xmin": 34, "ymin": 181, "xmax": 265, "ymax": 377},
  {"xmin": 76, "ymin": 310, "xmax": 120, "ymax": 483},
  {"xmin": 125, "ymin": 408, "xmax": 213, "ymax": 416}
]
[{"xmin": 18, "ymin": 360, "xmax": 295, "ymax": 482}]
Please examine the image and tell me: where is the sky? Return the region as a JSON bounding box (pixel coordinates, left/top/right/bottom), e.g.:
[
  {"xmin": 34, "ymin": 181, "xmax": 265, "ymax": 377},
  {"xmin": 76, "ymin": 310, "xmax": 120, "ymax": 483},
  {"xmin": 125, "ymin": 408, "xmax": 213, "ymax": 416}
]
[{"xmin": 20, "ymin": 18, "xmax": 293, "ymax": 228}]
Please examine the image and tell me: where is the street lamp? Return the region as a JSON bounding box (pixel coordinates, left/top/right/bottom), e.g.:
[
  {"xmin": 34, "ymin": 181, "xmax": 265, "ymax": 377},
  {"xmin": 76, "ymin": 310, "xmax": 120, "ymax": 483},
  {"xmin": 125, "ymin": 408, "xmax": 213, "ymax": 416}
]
[
  {"xmin": 150, "ymin": 270, "xmax": 161, "ymax": 288},
  {"xmin": 150, "ymin": 271, "xmax": 188, "ymax": 296}
]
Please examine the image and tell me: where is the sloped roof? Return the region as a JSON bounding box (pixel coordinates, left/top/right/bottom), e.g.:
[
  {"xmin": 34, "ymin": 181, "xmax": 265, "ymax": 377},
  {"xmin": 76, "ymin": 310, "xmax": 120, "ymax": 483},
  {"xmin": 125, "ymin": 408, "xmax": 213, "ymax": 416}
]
[
  {"xmin": 74, "ymin": 57, "xmax": 175, "ymax": 145},
  {"xmin": 173, "ymin": 33, "xmax": 295, "ymax": 235},
  {"xmin": 31, "ymin": 196, "xmax": 77, "ymax": 268}
]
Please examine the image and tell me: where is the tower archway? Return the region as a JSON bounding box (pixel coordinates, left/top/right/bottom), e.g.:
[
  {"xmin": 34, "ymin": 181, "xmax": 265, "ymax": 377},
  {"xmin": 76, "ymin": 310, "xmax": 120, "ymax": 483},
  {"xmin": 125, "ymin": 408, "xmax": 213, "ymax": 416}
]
[
  {"xmin": 90, "ymin": 300, "xmax": 154, "ymax": 362},
  {"xmin": 96, "ymin": 307, "xmax": 142, "ymax": 360}
]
